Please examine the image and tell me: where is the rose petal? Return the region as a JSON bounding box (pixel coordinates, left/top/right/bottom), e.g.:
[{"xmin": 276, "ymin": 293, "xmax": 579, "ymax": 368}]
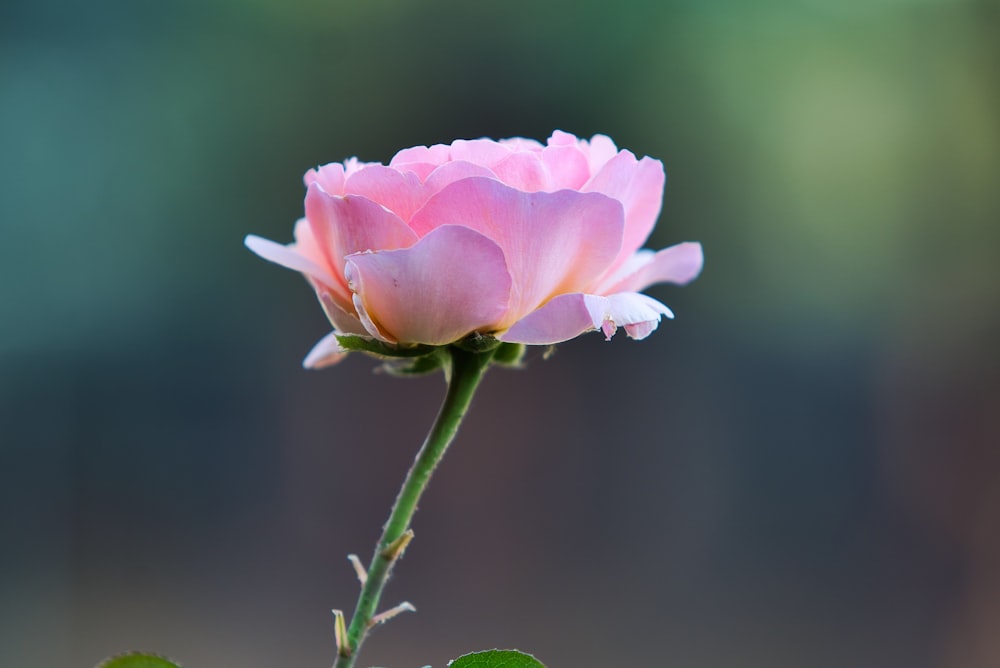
[
  {"xmin": 491, "ymin": 152, "xmax": 550, "ymax": 192},
  {"xmin": 499, "ymin": 136, "xmax": 544, "ymax": 152},
  {"xmin": 302, "ymin": 331, "xmax": 349, "ymax": 369},
  {"xmin": 604, "ymin": 242, "xmax": 704, "ymax": 293},
  {"xmin": 316, "ymin": 290, "xmax": 368, "ymax": 336},
  {"xmin": 591, "ymin": 292, "xmax": 674, "ymax": 340},
  {"xmin": 351, "ymin": 292, "xmax": 393, "ymax": 342},
  {"xmin": 581, "ymin": 134, "xmax": 619, "ymax": 174},
  {"xmin": 408, "ymin": 177, "xmax": 624, "ymax": 327},
  {"xmin": 244, "ymin": 234, "xmax": 339, "ymax": 289},
  {"xmin": 547, "ymin": 130, "xmax": 579, "ymax": 147},
  {"xmin": 344, "ymin": 225, "xmax": 512, "ymax": 345},
  {"xmin": 497, "ymin": 293, "xmax": 596, "ymax": 345},
  {"xmin": 541, "ymin": 143, "xmax": 590, "ymax": 190},
  {"xmin": 390, "ymin": 143, "xmax": 451, "ymax": 169},
  {"xmin": 304, "ymin": 162, "xmax": 347, "ymax": 195},
  {"xmin": 585, "ymin": 152, "xmax": 666, "ymax": 268},
  {"xmin": 500, "ymin": 292, "xmax": 674, "ymax": 345},
  {"xmin": 345, "ymin": 165, "xmax": 426, "ymax": 222},
  {"xmin": 449, "ymin": 138, "xmax": 513, "ymax": 165},
  {"xmin": 423, "ymin": 160, "xmax": 498, "ymax": 195},
  {"xmin": 304, "ymin": 184, "xmax": 418, "ymax": 287}
]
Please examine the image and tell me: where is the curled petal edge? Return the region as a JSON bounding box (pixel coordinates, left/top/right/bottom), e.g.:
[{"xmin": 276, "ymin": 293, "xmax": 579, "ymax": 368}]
[
  {"xmin": 499, "ymin": 292, "xmax": 675, "ymax": 346},
  {"xmin": 244, "ymin": 234, "xmax": 339, "ymax": 288},
  {"xmin": 303, "ymin": 331, "xmax": 349, "ymax": 369},
  {"xmin": 604, "ymin": 241, "xmax": 704, "ymax": 294}
]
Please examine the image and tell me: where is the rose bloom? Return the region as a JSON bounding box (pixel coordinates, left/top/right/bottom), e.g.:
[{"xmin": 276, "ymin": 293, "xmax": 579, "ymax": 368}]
[{"xmin": 246, "ymin": 131, "xmax": 703, "ymax": 367}]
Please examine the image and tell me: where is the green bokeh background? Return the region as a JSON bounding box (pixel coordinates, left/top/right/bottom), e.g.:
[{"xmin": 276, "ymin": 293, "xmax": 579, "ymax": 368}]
[{"xmin": 2, "ymin": 1, "xmax": 998, "ymax": 666}]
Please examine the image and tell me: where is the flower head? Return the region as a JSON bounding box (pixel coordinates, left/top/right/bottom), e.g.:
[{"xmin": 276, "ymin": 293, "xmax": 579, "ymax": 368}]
[{"xmin": 246, "ymin": 131, "xmax": 703, "ymax": 367}]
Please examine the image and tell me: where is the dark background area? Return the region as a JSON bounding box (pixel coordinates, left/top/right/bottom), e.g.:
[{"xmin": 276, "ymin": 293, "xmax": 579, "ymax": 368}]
[{"xmin": 2, "ymin": 1, "xmax": 998, "ymax": 666}]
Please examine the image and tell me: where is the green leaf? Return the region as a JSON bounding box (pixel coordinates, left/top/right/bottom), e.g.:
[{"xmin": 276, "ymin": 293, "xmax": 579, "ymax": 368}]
[
  {"xmin": 381, "ymin": 348, "xmax": 449, "ymax": 376},
  {"xmin": 95, "ymin": 652, "xmax": 182, "ymax": 668},
  {"xmin": 334, "ymin": 334, "xmax": 437, "ymax": 359},
  {"xmin": 448, "ymin": 649, "xmax": 546, "ymax": 668},
  {"xmin": 492, "ymin": 342, "xmax": 526, "ymax": 367},
  {"xmin": 452, "ymin": 332, "xmax": 503, "ymax": 354}
]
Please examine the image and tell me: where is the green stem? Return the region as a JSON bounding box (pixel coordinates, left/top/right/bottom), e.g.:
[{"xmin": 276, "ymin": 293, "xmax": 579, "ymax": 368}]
[{"xmin": 333, "ymin": 346, "xmax": 496, "ymax": 668}]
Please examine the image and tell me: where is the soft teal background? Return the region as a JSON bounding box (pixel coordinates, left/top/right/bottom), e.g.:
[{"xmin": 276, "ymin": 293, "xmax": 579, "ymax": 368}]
[{"xmin": 2, "ymin": 1, "xmax": 998, "ymax": 666}]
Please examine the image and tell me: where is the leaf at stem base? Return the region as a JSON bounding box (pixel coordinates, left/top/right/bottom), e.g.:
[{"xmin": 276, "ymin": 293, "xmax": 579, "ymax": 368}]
[
  {"xmin": 96, "ymin": 652, "xmax": 182, "ymax": 668},
  {"xmin": 448, "ymin": 649, "xmax": 546, "ymax": 668}
]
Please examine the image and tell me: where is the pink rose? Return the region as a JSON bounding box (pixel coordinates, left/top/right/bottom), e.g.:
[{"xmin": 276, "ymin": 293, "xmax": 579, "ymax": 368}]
[{"xmin": 246, "ymin": 131, "xmax": 703, "ymax": 367}]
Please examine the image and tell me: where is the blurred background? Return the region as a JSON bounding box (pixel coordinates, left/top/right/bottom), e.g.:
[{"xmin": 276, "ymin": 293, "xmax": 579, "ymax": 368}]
[{"xmin": 2, "ymin": 0, "xmax": 998, "ymax": 666}]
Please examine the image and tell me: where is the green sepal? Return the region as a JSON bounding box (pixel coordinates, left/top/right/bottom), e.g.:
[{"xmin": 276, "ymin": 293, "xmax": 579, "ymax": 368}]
[
  {"xmin": 95, "ymin": 652, "xmax": 183, "ymax": 668},
  {"xmin": 335, "ymin": 334, "xmax": 437, "ymax": 359},
  {"xmin": 492, "ymin": 342, "xmax": 526, "ymax": 367},
  {"xmin": 381, "ymin": 347, "xmax": 450, "ymax": 376},
  {"xmin": 452, "ymin": 332, "xmax": 503, "ymax": 354},
  {"xmin": 448, "ymin": 649, "xmax": 546, "ymax": 668}
]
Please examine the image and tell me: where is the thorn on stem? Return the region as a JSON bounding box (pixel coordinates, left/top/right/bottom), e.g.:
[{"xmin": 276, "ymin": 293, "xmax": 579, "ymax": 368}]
[
  {"xmin": 367, "ymin": 601, "xmax": 417, "ymax": 629},
  {"xmin": 379, "ymin": 529, "xmax": 414, "ymax": 562},
  {"xmin": 347, "ymin": 553, "xmax": 368, "ymax": 585},
  {"xmin": 332, "ymin": 609, "xmax": 351, "ymax": 657}
]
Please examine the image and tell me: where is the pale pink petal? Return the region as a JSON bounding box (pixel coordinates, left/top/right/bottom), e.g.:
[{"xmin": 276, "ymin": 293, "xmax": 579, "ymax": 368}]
[
  {"xmin": 604, "ymin": 242, "xmax": 704, "ymax": 293},
  {"xmin": 582, "ymin": 134, "xmax": 619, "ymax": 173},
  {"xmin": 408, "ymin": 178, "xmax": 624, "ymax": 327},
  {"xmin": 390, "ymin": 143, "xmax": 451, "ymax": 168},
  {"xmin": 302, "ymin": 331, "xmax": 348, "ymax": 369},
  {"xmin": 304, "ymin": 162, "xmax": 347, "ymax": 195},
  {"xmin": 593, "ymin": 248, "xmax": 655, "ymax": 293},
  {"xmin": 344, "ymin": 165, "xmax": 426, "ymax": 222},
  {"xmin": 291, "ymin": 218, "xmax": 354, "ymax": 309},
  {"xmin": 491, "ymin": 151, "xmax": 551, "ymax": 192},
  {"xmin": 390, "ymin": 144, "xmax": 452, "ymax": 181},
  {"xmin": 546, "ymin": 130, "xmax": 579, "ymax": 147},
  {"xmin": 589, "ymin": 292, "xmax": 674, "ymax": 340},
  {"xmin": 342, "ymin": 157, "xmax": 373, "ymax": 177},
  {"xmin": 344, "ymin": 225, "xmax": 512, "ymax": 345},
  {"xmin": 423, "ymin": 160, "xmax": 498, "ymax": 196},
  {"xmin": 449, "ymin": 138, "xmax": 511, "ymax": 165},
  {"xmin": 498, "ymin": 136, "xmax": 544, "ymax": 152},
  {"xmin": 584, "ymin": 152, "xmax": 666, "ymax": 267},
  {"xmin": 541, "ymin": 144, "xmax": 590, "ymax": 190},
  {"xmin": 244, "ymin": 234, "xmax": 339, "ymax": 289},
  {"xmin": 497, "ymin": 293, "xmax": 596, "ymax": 345},
  {"xmin": 317, "ymin": 290, "xmax": 368, "ymax": 336},
  {"xmin": 500, "ymin": 292, "xmax": 673, "ymax": 345},
  {"xmin": 304, "ymin": 184, "xmax": 418, "ymax": 286},
  {"xmin": 385, "ymin": 162, "xmax": 435, "ymax": 181},
  {"xmin": 351, "ymin": 292, "xmax": 394, "ymax": 343},
  {"xmin": 624, "ymin": 320, "xmax": 657, "ymax": 340}
]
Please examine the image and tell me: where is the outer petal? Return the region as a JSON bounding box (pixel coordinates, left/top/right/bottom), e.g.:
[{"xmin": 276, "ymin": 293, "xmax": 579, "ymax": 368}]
[
  {"xmin": 390, "ymin": 143, "xmax": 451, "ymax": 169},
  {"xmin": 541, "ymin": 143, "xmax": 590, "ymax": 190},
  {"xmin": 304, "ymin": 184, "xmax": 419, "ymax": 287},
  {"xmin": 449, "ymin": 138, "xmax": 512, "ymax": 165},
  {"xmin": 316, "ymin": 290, "xmax": 368, "ymax": 336},
  {"xmin": 408, "ymin": 177, "xmax": 625, "ymax": 328},
  {"xmin": 491, "ymin": 151, "xmax": 550, "ymax": 192},
  {"xmin": 546, "ymin": 130, "xmax": 580, "ymax": 147},
  {"xmin": 344, "ymin": 165, "xmax": 426, "ymax": 223},
  {"xmin": 581, "ymin": 134, "xmax": 619, "ymax": 174},
  {"xmin": 302, "ymin": 331, "xmax": 348, "ymax": 369},
  {"xmin": 604, "ymin": 242, "xmax": 704, "ymax": 294},
  {"xmin": 344, "ymin": 225, "xmax": 512, "ymax": 345},
  {"xmin": 423, "ymin": 160, "xmax": 498, "ymax": 197},
  {"xmin": 499, "ymin": 136, "xmax": 544, "ymax": 152},
  {"xmin": 584, "ymin": 152, "xmax": 666, "ymax": 272},
  {"xmin": 500, "ymin": 292, "xmax": 674, "ymax": 345},
  {"xmin": 304, "ymin": 162, "xmax": 347, "ymax": 195},
  {"xmin": 548, "ymin": 132, "xmax": 619, "ymax": 173},
  {"xmin": 244, "ymin": 234, "xmax": 339, "ymax": 289}
]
